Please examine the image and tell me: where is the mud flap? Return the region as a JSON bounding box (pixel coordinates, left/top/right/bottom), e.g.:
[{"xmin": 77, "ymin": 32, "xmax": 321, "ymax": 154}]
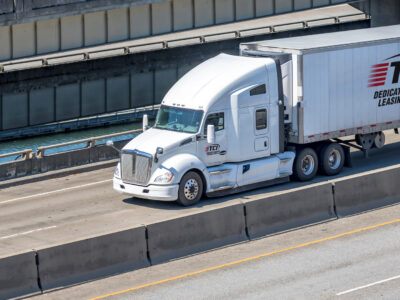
[{"xmin": 343, "ymin": 145, "xmax": 352, "ymax": 168}]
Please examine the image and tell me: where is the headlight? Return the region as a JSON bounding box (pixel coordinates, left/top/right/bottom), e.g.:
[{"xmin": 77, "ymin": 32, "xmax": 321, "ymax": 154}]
[
  {"xmin": 114, "ymin": 163, "xmax": 121, "ymax": 179},
  {"xmin": 154, "ymin": 171, "xmax": 174, "ymax": 183}
]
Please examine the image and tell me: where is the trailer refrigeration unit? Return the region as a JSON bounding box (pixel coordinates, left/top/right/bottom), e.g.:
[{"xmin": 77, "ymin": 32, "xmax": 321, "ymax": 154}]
[{"xmin": 110, "ymin": 25, "xmax": 400, "ymax": 206}]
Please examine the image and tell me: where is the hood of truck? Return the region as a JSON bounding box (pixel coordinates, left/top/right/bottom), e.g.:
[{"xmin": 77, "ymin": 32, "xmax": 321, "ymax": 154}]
[{"xmin": 122, "ymin": 128, "xmax": 193, "ymax": 156}]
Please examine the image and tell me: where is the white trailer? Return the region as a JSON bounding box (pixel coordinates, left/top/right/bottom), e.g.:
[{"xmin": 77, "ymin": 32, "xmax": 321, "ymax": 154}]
[
  {"xmin": 241, "ymin": 24, "xmax": 400, "ymax": 147},
  {"xmin": 110, "ymin": 25, "xmax": 400, "ymax": 205}
]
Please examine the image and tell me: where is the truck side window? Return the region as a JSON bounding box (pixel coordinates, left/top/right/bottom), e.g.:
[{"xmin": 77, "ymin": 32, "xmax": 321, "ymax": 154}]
[
  {"xmin": 255, "ymin": 109, "xmax": 267, "ymax": 130},
  {"xmin": 204, "ymin": 112, "xmax": 224, "ymax": 134}
]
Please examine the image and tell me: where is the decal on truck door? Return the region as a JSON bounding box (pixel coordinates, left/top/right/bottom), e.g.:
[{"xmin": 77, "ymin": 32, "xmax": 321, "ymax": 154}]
[
  {"xmin": 369, "ymin": 54, "xmax": 400, "ymax": 107},
  {"xmin": 206, "ymin": 144, "xmax": 220, "ymax": 155}
]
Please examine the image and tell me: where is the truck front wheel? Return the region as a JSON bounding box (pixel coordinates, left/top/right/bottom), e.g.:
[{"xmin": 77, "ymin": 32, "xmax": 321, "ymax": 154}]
[
  {"xmin": 319, "ymin": 143, "xmax": 344, "ymax": 176},
  {"xmin": 293, "ymin": 147, "xmax": 318, "ymax": 181},
  {"xmin": 177, "ymin": 171, "xmax": 203, "ymax": 206}
]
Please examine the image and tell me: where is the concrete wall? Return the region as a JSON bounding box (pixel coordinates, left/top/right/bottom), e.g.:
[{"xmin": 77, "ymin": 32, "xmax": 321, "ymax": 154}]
[
  {"xmin": 0, "ymin": 68, "xmax": 179, "ymax": 130},
  {"xmin": 370, "ymin": 0, "xmax": 400, "ymax": 27},
  {"xmin": 0, "ymin": 0, "xmax": 355, "ymax": 61}
]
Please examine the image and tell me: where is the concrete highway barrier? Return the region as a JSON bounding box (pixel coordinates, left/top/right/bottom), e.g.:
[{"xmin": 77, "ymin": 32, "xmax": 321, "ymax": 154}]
[
  {"xmin": 0, "ymin": 159, "xmax": 33, "ymax": 179},
  {"xmin": 0, "ymin": 251, "xmax": 40, "ymax": 299},
  {"xmin": 333, "ymin": 165, "xmax": 400, "ymax": 217},
  {"xmin": 244, "ymin": 183, "xmax": 336, "ymax": 239},
  {"xmin": 147, "ymin": 203, "xmax": 247, "ymax": 264},
  {"xmin": 37, "ymin": 226, "xmax": 149, "ymax": 290},
  {"xmin": 41, "ymin": 148, "xmax": 91, "ymax": 172}
]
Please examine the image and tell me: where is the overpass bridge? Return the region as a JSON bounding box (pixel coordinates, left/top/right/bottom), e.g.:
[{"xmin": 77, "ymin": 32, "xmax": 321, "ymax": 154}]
[
  {"xmin": 0, "ymin": 0, "xmax": 369, "ymax": 58},
  {"xmin": 0, "ymin": 0, "xmax": 396, "ymax": 137}
]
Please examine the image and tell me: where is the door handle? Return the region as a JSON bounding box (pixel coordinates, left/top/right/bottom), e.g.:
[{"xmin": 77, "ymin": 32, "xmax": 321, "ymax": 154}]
[{"xmin": 219, "ymin": 150, "xmax": 227, "ymax": 155}]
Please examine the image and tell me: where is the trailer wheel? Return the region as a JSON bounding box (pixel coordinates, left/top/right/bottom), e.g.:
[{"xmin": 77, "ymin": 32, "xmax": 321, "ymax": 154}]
[
  {"xmin": 177, "ymin": 171, "xmax": 203, "ymax": 206},
  {"xmin": 319, "ymin": 143, "xmax": 344, "ymax": 176},
  {"xmin": 293, "ymin": 148, "xmax": 318, "ymax": 181},
  {"xmin": 373, "ymin": 131, "xmax": 385, "ymax": 149}
]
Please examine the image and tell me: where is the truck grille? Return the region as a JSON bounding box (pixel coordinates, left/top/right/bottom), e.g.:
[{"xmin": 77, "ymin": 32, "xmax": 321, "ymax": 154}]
[{"xmin": 121, "ymin": 151, "xmax": 152, "ymax": 185}]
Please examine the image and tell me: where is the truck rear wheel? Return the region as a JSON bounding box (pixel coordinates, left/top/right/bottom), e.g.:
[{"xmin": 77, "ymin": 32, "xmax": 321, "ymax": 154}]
[
  {"xmin": 319, "ymin": 143, "xmax": 344, "ymax": 176},
  {"xmin": 293, "ymin": 147, "xmax": 318, "ymax": 181},
  {"xmin": 177, "ymin": 171, "xmax": 203, "ymax": 206}
]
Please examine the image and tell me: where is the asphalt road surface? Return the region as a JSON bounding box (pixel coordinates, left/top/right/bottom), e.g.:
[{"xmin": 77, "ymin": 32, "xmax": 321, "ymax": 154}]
[
  {"xmin": 30, "ymin": 196, "xmax": 400, "ymax": 299},
  {"xmin": 1, "ymin": 130, "xmax": 400, "ymax": 258}
]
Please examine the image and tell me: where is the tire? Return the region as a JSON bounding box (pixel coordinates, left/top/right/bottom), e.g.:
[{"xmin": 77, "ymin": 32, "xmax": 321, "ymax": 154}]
[
  {"xmin": 177, "ymin": 171, "xmax": 203, "ymax": 206},
  {"xmin": 319, "ymin": 142, "xmax": 344, "ymax": 176},
  {"xmin": 373, "ymin": 131, "xmax": 385, "ymax": 149},
  {"xmin": 293, "ymin": 147, "xmax": 318, "ymax": 181}
]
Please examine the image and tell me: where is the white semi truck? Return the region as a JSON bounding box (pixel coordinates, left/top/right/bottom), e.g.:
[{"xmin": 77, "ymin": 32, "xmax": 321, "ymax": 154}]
[{"xmin": 110, "ymin": 25, "xmax": 400, "ymax": 206}]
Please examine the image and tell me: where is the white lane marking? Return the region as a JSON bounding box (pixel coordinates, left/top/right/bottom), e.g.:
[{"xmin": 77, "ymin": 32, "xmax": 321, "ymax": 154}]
[
  {"xmin": 337, "ymin": 274, "xmax": 400, "ymax": 296},
  {"xmin": 0, "ymin": 225, "xmax": 57, "ymax": 240},
  {"xmin": 0, "ymin": 179, "xmax": 113, "ymax": 205}
]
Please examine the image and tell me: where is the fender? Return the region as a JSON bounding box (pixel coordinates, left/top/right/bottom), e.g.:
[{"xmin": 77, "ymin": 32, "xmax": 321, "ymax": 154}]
[{"xmin": 150, "ymin": 153, "xmax": 207, "ymax": 185}]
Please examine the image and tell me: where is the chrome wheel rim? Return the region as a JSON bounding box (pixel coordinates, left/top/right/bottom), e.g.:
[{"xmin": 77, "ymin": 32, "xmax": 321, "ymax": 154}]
[
  {"xmin": 301, "ymin": 154, "xmax": 315, "ymax": 176},
  {"xmin": 328, "ymin": 149, "xmax": 341, "ymax": 170},
  {"xmin": 184, "ymin": 179, "xmax": 199, "ymax": 200}
]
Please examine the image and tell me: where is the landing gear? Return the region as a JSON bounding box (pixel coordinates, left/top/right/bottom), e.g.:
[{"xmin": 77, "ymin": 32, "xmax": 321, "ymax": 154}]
[
  {"xmin": 355, "ymin": 133, "xmax": 375, "ymax": 150},
  {"xmin": 355, "ymin": 131, "xmax": 386, "ymax": 158}
]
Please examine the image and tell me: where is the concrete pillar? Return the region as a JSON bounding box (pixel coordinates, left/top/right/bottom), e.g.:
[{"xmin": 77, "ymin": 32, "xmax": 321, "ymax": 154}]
[
  {"xmin": 370, "ymin": 0, "xmax": 400, "ymax": 27},
  {"xmin": 0, "ymin": 26, "xmax": 11, "ymax": 61},
  {"xmin": 129, "ymin": 5, "xmax": 151, "ymax": 38},
  {"xmin": 194, "ymin": 0, "xmax": 214, "ymax": 27}
]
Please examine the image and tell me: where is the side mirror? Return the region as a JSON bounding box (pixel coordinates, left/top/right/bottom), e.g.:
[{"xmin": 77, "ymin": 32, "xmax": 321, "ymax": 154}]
[
  {"xmin": 156, "ymin": 147, "xmax": 164, "ymax": 155},
  {"xmin": 154, "ymin": 147, "xmax": 164, "ymax": 163},
  {"xmin": 143, "ymin": 114, "xmax": 149, "ymax": 132},
  {"xmin": 207, "ymin": 124, "xmax": 215, "ymax": 144}
]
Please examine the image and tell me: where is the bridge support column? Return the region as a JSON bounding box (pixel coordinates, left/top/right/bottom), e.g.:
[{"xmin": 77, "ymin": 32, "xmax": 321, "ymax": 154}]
[{"xmin": 370, "ymin": 0, "xmax": 400, "ymax": 27}]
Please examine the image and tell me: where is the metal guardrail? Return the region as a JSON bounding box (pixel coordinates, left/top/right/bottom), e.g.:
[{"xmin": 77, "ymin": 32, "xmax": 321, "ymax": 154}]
[
  {"xmin": 0, "ymin": 149, "xmax": 34, "ymax": 160},
  {"xmin": 36, "ymin": 129, "xmax": 142, "ymax": 158},
  {"xmin": 0, "ymin": 12, "xmax": 369, "ymax": 73},
  {"xmin": 0, "ymin": 129, "xmax": 142, "ymax": 162}
]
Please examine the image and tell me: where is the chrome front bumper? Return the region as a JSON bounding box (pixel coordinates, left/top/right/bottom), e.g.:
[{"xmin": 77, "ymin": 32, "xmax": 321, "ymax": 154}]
[{"xmin": 113, "ymin": 177, "xmax": 179, "ymax": 201}]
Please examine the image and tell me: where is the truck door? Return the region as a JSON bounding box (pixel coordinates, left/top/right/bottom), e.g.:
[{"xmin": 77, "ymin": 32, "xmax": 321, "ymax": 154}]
[
  {"xmin": 198, "ymin": 111, "xmax": 228, "ymax": 166},
  {"xmin": 237, "ymin": 105, "xmax": 278, "ymax": 186},
  {"xmin": 237, "ymin": 105, "xmax": 271, "ymax": 160}
]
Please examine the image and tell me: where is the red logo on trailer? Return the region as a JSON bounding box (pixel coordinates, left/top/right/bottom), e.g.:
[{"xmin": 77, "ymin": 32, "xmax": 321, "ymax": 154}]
[
  {"xmin": 370, "ymin": 54, "xmax": 400, "ymax": 107},
  {"xmin": 368, "ymin": 63, "xmax": 389, "ymax": 87},
  {"xmin": 368, "ymin": 53, "xmax": 400, "ymax": 88}
]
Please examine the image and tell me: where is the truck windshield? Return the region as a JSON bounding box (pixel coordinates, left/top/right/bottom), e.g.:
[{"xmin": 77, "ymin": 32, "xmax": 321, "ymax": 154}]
[{"xmin": 154, "ymin": 106, "xmax": 203, "ymax": 133}]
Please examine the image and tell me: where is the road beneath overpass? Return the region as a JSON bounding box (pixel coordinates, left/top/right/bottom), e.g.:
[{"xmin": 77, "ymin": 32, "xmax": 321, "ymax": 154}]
[
  {"xmin": 30, "ymin": 187, "xmax": 400, "ymax": 299},
  {"xmin": 1, "ymin": 130, "xmax": 400, "ymax": 258}
]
